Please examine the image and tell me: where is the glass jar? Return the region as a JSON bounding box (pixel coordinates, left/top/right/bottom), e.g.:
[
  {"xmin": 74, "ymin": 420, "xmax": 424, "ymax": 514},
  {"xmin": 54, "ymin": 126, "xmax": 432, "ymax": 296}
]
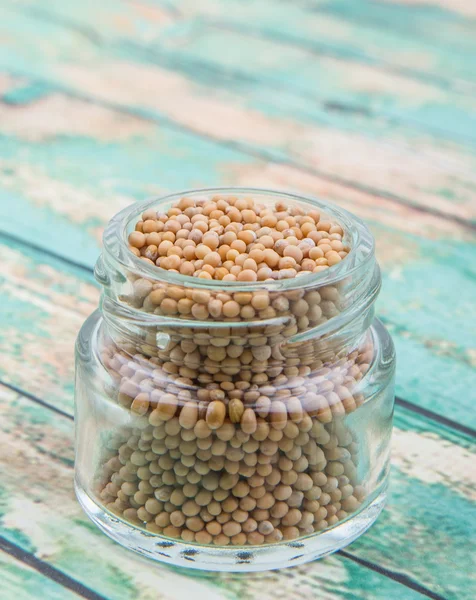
[{"xmin": 75, "ymin": 188, "xmax": 395, "ymax": 571}]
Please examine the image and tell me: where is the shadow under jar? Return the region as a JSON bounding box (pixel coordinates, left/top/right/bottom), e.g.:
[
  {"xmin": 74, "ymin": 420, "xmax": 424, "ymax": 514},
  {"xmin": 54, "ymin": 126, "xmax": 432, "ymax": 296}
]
[{"xmin": 75, "ymin": 188, "xmax": 395, "ymax": 571}]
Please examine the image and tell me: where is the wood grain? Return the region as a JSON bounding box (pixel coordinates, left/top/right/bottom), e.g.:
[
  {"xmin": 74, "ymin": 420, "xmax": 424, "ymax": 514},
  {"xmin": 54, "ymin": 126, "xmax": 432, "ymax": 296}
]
[
  {"xmin": 3, "ymin": 384, "xmax": 474, "ymax": 600},
  {"xmin": 1, "ymin": 550, "xmax": 81, "ymax": 600},
  {"xmin": 0, "ymin": 240, "xmax": 475, "ymax": 599},
  {"xmin": 1, "ymin": 384, "xmax": 432, "ymax": 600},
  {"xmin": 1, "ymin": 2, "xmax": 476, "ymax": 224},
  {"xmin": 1, "ymin": 0, "xmax": 475, "ymax": 597},
  {"xmin": 1, "ymin": 151, "xmax": 474, "ymax": 427}
]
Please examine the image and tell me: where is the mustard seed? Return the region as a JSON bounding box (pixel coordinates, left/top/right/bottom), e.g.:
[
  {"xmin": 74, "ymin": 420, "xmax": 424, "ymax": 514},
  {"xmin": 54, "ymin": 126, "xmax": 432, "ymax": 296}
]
[{"xmin": 129, "ymin": 231, "xmax": 147, "ymax": 249}]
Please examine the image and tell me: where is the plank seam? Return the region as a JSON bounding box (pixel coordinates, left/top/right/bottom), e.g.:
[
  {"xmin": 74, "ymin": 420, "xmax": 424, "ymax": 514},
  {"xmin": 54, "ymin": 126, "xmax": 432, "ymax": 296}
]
[
  {"xmin": 0, "ymin": 230, "xmax": 96, "ymax": 278},
  {"xmin": 338, "ymin": 550, "xmax": 449, "ymax": 600},
  {"xmin": 2, "ymin": 66, "xmax": 475, "ymax": 232},
  {"xmin": 2, "ymin": 8, "xmax": 476, "ymax": 228},
  {"xmin": 0, "ymin": 390, "xmax": 463, "ymax": 597},
  {"xmin": 2, "ymin": 229, "xmax": 475, "ymax": 440},
  {"xmin": 208, "ymin": 19, "xmax": 476, "ymax": 98},
  {"xmin": 0, "ymin": 380, "xmax": 74, "ymax": 421},
  {"xmin": 0, "ymin": 536, "xmax": 111, "ymax": 600},
  {"xmin": 395, "ymin": 397, "xmax": 476, "ymax": 438}
]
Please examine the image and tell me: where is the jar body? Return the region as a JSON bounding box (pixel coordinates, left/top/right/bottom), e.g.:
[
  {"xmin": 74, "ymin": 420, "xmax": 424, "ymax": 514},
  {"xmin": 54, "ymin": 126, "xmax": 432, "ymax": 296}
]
[{"xmin": 74, "ymin": 189, "xmax": 395, "ymax": 570}]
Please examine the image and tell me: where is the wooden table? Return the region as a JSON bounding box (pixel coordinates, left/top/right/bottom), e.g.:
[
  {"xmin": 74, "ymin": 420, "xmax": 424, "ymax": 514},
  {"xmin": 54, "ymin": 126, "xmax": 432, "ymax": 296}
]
[{"xmin": 1, "ymin": 1, "xmax": 475, "ymax": 598}]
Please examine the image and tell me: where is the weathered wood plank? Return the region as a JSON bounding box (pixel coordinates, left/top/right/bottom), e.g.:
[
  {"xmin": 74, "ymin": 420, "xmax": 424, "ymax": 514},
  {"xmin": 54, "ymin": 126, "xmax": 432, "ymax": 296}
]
[
  {"xmin": 204, "ymin": 0, "xmax": 476, "ymax": 89},
  {"xmin": 0, "ymin": 120, "xmax": 474, "ymax": 426},
  {"xmin": 1, "ymin": 550, "xmax": 80, "ymax": 600},
  {"xmin": 11, "ymin": 0, "xmax": 476, "ymax": 144},
  {"xmin": 1, "ymin": 82, "xmax": 472, "ymax": 243},
  {"xmin": 1, "ymin": 2, "xmax": 474, "ymax": 599},
  {"xmin": 2, "ymin": 382, "xmax": 474, "ymax": 599},
  {"xmin": 316, "ymin": 0, "xmax": 476, "ymax": 48},
  {"xmin": 13, "ymin": 0, "xmax": 476, "ymax": 89},
  {"xmin": 1, "ymin": 385, "xmax": 431, "ymax": 600},
  {"xmin": 0, "ymin": 98, "xmax": 472, "ymax": 251},
  {"xmin": 4, "ymin": 231, "xmax": 475, "ymax": 431},
  {"xmin": 175, "ymin": 0, "xmax": 476, "ymax": 47},
  {"xmin": 0, "ymin": 237, "xmax": 475, "ymax": 595},
  {"xmin": 172, "ymin": 0, "xmax": 476, "ymax": 72},
  {"xmin": 379, "ymin": 0, "xmax": 476, "ymax": 19},
  {"xmin": 1, "ymin": 3, "xmax": 476, "ymax": 223}
]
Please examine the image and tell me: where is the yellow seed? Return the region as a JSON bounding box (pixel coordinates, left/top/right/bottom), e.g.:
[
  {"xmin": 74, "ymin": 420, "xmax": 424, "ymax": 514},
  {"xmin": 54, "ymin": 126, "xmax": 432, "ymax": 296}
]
[
  {"xmin": 241, "ymin": 408, "xmax": 257, "ymax": 434},
  {"xmin": 206, "ymin": 401, "xmax": 226, "ymax": 429},
  {"xmin": 229, "ymin": 398, "xmax": 245, "ymax": 423},
  {"xmin": 326, "ymin": 251, "xmax": 342, "ymax": 266},
  {"xmin": 237, "ymin": 269, "xmax": 257, "ymax": 282},
  {"xmin": 131, "ymin": 393, "xmax": 149, "ymax": 415},
  {"xmin": 128, "ymin": 231, "xmax": 146, "ymax": 249},
  {"xmin": 156, "ymin": 394, "xmax": 178, "ymax": 420},
  {"xmin": 222, "ymin": 300, "xmax": 241, "ymax": 318},
  {"xmin": 270, "ymin": 401, "xmax": 288, "ymax": 429},
  {"xmin": 179, "ymin": 402, "xmax": 198, "ymax": 429}
]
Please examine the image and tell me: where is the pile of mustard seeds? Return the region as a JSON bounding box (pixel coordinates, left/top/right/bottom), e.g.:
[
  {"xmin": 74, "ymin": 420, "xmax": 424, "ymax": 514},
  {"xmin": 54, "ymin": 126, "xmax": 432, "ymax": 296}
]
[
  {"xmin": 104, "ymin": 344, "xmax": 369, "ymax": 427},
  {"xmin": 96, "ymin": 194, "xmax": 370, "ymax": 546},
  {"xmin": 99, "ymin": 417, "xmax": 364, "ymax": 545},
  {"xmin": 128, "ymin": 195, "xmax": 350, "ymax": 281}
]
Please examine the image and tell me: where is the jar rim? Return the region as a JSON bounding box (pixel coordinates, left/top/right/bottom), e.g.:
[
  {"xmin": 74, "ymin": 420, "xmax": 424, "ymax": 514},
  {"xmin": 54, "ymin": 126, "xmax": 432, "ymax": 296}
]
[{"xmin": 103, "ymin": 187, "xmax": 375, "ymax": 291}]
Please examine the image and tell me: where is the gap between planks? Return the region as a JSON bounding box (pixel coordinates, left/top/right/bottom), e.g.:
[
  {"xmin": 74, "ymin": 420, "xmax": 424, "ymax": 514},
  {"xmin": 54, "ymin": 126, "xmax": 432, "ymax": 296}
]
[
  {"xmin": 207, "ymin": 18, "xmax": 476, "ymax": 101},
  {"xmin": 14, "ymin": 1, "xmax": 476, "ymax": 150},
  {"xmin": 338, "ymin": 551, "xmax": 448, "ymax": 600},
  {"xmin": 1, "ymin": 227, "xmax": 475, "ymax": 441},
  {"xmin": 0, "ymin": 536, "xmax": 110, "ymax": 600},
  {"xmin": 394, "ymin": 398, "xmax": 476, "ymax": 439},
  {"xmin": 0, "ymin": 383, "xmax": 444, "ymax": 600},
  {"xmin": 2, "ymin": 375, "xmax": 475, "ymax": 441},
  {"xmin": 2, "ymin": 7, "xmax": 476, "ymax": 229},
  {"xmin": 21, "ymin": 1, "xmax": 476, "ymax": 102}
]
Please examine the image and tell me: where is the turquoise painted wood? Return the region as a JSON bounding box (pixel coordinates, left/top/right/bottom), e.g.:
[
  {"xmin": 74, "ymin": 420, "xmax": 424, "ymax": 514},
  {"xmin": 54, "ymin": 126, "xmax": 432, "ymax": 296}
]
[
  {"xmin": 1, "ymin": 551, "xmax": 79, "ymax": 600},
  {"xmin": 1, "ymin": 2, "xmax": 476, "ymax": 225},
  {"xmin": 0, "ymin": 386, "xmax": 431, "ymax": 600},
  {"xmin": 1, "ymin": 193, "xmax": 475, "ymax": 600},
  {"xmin": 2, "ymin": 230, "xmax": 475, "ymax": 428},
  {"xmin": 0, "ymin": 0, "xmax": 475, "ymax": 598},
  {"xmin": 0, "ymin": 102, "xmax": 474, "ymax": 424}
]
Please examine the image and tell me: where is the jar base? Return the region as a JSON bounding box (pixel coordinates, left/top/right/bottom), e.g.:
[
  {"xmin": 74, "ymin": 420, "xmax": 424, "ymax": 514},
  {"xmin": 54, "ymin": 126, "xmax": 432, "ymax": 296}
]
[{"xmin": 75, "ymin": 480, "xmax": 386, "ymax": 572}]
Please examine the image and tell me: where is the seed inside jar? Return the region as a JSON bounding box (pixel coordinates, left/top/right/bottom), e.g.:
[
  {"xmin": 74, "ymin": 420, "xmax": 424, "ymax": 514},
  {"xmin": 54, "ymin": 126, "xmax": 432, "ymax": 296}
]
[
  {"xmin": 96, "ymin": 193, "xmax": 371, "ymax": 546},
  {"xmin": 128, "ymin": 196, "xmax": 349, "ymax": 281},
  {"xmin": 98, "ymin": 416, "xmax": 364, "ymax": 545}
]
